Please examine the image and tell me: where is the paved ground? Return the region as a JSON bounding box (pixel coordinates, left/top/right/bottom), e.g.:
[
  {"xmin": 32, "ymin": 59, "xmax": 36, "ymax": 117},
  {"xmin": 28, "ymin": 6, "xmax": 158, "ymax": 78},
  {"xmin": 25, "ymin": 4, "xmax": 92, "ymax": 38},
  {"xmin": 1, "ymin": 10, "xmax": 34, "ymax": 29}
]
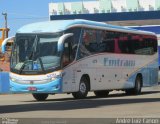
[{"xmin": 0, "ymin": 86, "xmax": 160, "ymax": 118}]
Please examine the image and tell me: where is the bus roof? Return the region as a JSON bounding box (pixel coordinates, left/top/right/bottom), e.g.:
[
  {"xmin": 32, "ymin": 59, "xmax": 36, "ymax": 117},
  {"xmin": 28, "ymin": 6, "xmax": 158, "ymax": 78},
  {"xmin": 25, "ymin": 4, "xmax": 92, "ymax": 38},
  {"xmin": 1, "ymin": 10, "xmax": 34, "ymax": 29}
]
[{"xmin": 17, "ymin": 19, "xmax": 155, "ymax": 36}]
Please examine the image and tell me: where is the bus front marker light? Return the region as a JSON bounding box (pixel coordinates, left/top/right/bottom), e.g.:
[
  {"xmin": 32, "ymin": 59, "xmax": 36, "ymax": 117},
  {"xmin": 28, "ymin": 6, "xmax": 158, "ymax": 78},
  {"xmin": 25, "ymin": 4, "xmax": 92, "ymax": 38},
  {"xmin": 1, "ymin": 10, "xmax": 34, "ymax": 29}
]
[
  {"xmin": 10, "ymin": 77, "xmax": 16, "ymax": 82},
  {"xmin": 50, "ymin": 77, "xmax": 55, "ymax": 81}
]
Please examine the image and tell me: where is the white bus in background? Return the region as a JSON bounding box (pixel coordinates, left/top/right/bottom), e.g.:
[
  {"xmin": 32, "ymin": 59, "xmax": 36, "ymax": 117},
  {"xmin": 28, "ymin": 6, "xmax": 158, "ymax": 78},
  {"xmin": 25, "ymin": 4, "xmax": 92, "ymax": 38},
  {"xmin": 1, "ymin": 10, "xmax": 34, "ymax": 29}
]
[{"xmin": 4, "ymin": 19, "xmax": 158, "ymax": 101}]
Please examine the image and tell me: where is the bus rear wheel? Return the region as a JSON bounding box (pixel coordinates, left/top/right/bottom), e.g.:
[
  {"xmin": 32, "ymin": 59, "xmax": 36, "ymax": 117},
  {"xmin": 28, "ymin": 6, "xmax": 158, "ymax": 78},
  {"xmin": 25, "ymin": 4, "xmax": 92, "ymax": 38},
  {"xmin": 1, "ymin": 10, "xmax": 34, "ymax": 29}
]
[
  {"xmin": 32, "ymin": 93, "xmax": 49, "ymax": 101},
  {"xmin": 94, "ymin": 90, "xmax": 109, "ymax": 97},
  {"xmin": 72, "ymin": 76, "xmax": 89, "ymax": 99},
  {"xmin": 125, "ymin": 75, "xmax": 142, "ymax": 95}
]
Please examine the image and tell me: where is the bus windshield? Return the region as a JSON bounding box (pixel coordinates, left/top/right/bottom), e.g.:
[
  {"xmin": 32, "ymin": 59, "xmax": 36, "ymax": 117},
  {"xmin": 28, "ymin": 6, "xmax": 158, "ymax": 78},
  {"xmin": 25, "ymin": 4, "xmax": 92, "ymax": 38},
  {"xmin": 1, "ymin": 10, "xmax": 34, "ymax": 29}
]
[{"xmin": 11, "ymin": 33, "xmax": 63, "ymax": 74}]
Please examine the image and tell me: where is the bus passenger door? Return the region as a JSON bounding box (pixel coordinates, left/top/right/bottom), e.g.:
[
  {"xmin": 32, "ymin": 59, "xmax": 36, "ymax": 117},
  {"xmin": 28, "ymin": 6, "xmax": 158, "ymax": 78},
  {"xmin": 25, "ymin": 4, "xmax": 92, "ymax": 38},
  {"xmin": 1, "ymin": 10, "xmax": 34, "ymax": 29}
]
[{"xmin": 62, "ymin": 37, "xmax": 76, "ymax": 92}]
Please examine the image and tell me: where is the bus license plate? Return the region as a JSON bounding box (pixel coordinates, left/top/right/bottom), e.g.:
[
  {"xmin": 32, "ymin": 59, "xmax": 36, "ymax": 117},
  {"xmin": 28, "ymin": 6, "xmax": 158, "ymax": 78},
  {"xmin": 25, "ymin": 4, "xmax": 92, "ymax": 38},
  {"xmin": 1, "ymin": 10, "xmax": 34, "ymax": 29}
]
[{"xmin": 28, "ymin": 87, "xmax": 37, "ymax": 91}]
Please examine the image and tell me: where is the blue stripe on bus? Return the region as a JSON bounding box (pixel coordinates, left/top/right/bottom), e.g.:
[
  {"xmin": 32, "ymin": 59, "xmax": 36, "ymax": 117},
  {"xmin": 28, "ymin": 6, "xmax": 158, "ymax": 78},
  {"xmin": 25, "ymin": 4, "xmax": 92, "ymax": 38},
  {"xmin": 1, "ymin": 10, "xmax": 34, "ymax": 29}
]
[{"xmin": 128, "ymin": 60, "xmax": 158, "ymax": 87}]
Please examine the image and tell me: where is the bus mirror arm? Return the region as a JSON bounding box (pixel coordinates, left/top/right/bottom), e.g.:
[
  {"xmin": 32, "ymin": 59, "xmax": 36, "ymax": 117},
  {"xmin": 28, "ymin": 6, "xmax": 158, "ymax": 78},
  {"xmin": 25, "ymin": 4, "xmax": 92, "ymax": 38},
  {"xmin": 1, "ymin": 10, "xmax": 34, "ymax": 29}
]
[
  {"xmin": 58, "ymin": 33, "xmax": 73, "ymax": 52},
  {"xmin": 1, "ymin": 36, "xmax": 15, "ymax": 53}
]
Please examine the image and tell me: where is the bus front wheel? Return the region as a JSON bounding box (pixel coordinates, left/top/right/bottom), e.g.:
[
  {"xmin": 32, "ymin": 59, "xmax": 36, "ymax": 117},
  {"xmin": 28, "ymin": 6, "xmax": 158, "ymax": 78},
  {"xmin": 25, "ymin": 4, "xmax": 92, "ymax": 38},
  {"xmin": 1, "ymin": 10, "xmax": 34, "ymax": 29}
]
[
  {"xmin": 72, "ymin": 77, "xmax": 89, "ymax": 99},
  {"xmin": 32, "ymin": 93, "xmax": 49, "ymax": 101}
]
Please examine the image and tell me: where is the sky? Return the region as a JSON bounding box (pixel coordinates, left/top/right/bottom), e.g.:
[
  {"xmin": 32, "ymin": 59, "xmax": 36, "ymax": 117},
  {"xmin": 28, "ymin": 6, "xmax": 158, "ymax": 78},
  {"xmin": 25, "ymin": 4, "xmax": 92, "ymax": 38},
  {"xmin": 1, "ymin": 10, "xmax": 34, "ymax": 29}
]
[
  {"xmin": 0, "ymin": 0, "xmax": 96, "ymax": 36},
  {"xmin": 0, "ymin": 0, "xmax": 54, "ymax": 36}
]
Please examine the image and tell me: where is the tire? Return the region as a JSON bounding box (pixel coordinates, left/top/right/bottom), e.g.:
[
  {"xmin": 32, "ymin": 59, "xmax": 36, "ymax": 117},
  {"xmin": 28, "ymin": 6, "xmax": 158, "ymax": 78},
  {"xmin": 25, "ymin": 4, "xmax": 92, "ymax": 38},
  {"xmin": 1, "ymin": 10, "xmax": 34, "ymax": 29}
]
[
  {"xmin": 72, "ymin": 76, "xmax": 89, "ymax": 99},
  {"xmin": 32, "ymin": 93, "xmax": 49, "ymax": 101},
  {"xmin": 94, "ymin": 90, "xmax": 109, "ymax": 97},
  {"xmin": 125, "ymin": 75, "xmax": 142, "ymax": 95},
  {"xmin": 134, "ymin": 76, "xmax": 142, "ymax": 95}
]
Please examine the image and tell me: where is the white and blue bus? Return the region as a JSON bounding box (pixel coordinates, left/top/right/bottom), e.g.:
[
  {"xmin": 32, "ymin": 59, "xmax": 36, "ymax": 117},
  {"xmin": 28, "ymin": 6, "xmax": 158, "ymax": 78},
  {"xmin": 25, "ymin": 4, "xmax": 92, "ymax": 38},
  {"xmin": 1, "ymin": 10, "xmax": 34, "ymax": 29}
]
[{"xmin": 6, "ymin": 19, "xmax": 158, "ymax": 101}]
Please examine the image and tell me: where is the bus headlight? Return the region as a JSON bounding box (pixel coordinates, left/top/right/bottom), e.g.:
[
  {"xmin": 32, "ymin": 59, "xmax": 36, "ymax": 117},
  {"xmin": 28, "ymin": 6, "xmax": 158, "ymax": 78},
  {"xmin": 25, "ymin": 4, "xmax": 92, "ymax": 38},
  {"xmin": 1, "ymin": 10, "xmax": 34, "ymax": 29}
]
[
  {"xmin": 55, "ymin": 73, "xmax": 63, "ymax": 78},
  {"xmin": 50, "ymin": 74, "xmax": 62, "ymax": 81},
  {"xmin": 47, "ymin": 72, "xmax": 63, "ymax": 81}
]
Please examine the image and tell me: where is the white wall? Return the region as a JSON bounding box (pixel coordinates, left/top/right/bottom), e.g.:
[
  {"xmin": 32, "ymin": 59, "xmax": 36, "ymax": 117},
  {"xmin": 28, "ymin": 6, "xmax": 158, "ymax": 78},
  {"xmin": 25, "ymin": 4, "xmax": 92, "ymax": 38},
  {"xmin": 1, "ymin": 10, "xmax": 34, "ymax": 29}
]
[
  {"xmin": 64, "ymin": 2, "xmax": 72, "ymax": 14},
  {"xmin": 139, "ymin": 0, "xmax": 155, "ymax": 11},
  {"xmin": 49, "ymin": 0, "xmax": 157, "ymax": 15},
  {"xmin": 111, "ymin": 0, "xmax": 127, "ymax": 12},
  {"xmin": 49, "ymin": 3, "xmax": 58, "ymax": 15},
  {"xmin": 83, "ymin": 1, "xmax": 99, "ymax": 14}
]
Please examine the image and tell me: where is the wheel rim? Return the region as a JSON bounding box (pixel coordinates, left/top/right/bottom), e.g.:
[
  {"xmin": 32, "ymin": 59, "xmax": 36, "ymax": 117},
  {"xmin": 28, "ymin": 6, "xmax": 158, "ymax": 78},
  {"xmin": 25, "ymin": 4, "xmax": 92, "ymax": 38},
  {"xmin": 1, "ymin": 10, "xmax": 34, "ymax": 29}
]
[{"xmin": 80, "ymin": 82, "xmax": 86, "ymax": 94}]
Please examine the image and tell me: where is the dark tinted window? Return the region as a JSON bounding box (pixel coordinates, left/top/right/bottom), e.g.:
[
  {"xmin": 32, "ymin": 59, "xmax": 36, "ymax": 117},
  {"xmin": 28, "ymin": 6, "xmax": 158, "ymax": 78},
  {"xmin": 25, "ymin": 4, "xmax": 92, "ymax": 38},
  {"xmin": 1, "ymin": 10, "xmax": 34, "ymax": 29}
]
[
  {"xmin": 65, "ymin": 28, "xmax": 81, "ymax": 59},
  {"xmin": 118, "ymin": 34, "xmax": 157, "ymax": 55},
  {"xmin": 77, "ymin": 28, "xmax": 157, "ymax": 59},
  {"xmin": 78, "ymin": 29, "xmax": 97, "ymax": 59},
  {"xmin": 62, "ymin": 40, "xmax": 73, "ymax": 67}
]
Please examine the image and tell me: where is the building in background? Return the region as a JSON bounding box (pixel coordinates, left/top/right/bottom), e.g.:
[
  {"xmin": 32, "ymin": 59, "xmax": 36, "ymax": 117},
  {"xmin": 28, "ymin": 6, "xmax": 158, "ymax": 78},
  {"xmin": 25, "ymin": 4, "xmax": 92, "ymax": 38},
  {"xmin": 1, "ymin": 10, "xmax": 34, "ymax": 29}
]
[
  {"xmin": 49, "ymin": 0, "xmax": 160, "ymax": 26},
  {"xmin": 49, "ymin": 0, "xmax": 160, "ymax": 15}
]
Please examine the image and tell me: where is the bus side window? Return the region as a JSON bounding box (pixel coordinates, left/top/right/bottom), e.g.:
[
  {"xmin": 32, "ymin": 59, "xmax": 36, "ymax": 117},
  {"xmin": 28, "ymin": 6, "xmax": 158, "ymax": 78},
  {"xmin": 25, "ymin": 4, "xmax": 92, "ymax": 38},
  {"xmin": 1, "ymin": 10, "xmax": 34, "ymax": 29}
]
[
  {"xmin": 99, "ymin": 31, "xmax": 116, "ymax": 53},
  {"xmin": 65, "ymin": 27, "xmax": 81, "ymax": 59},
  {"xmin": 63, "ymin": 43, "xmax": 70, "ymax": 67},
  {"xmin": 78, "ymin": 30, "xmax": 92, "ymax": 58},
  {"xmin": 107, "ymin": 41, "xmax": 113, "ymax": 52},
  {"xmin": 62, "ymin": 37, "xmax": 74, "ymax": 67}
]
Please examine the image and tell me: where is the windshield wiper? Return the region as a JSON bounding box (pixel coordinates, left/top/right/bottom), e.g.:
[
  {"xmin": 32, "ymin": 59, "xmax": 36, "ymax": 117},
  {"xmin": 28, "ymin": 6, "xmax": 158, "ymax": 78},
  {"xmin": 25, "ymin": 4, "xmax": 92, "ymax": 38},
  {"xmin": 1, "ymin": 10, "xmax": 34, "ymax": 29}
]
[
  {"xmin": 18, "ymin": 60, "xmax": 33, "ymax": 74},
  {"xmin": 38, "ymin": 57, "xmax": 46, "ymax": 73},
  {"xmin": 28, "ymin": 35, "xmax": 38, "ymax": 60},
  {"xmin": 18, "ymin": 36, "xmax": 39, "ymax": 74}
]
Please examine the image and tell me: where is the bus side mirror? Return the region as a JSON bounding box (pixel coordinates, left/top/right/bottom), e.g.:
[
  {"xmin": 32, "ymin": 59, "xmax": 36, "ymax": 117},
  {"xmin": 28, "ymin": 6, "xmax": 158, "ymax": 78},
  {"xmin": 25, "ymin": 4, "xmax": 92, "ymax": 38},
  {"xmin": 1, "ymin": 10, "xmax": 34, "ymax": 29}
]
[
  {"xmin": 1, "ymin": 36, "xmax": 15, "ymax": 53},
  {"xmin": 58, "ymin": 33, "xmax": 73, "ymax": 52}
]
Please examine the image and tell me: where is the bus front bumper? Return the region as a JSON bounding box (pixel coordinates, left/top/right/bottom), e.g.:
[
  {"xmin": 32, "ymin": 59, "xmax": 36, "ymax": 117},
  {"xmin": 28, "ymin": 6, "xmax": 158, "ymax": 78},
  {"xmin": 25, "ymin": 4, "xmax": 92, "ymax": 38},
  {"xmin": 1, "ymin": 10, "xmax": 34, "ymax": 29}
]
[{"xmin": 10, "ymin": 78, "xmax": 62, "ymax": 93}]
